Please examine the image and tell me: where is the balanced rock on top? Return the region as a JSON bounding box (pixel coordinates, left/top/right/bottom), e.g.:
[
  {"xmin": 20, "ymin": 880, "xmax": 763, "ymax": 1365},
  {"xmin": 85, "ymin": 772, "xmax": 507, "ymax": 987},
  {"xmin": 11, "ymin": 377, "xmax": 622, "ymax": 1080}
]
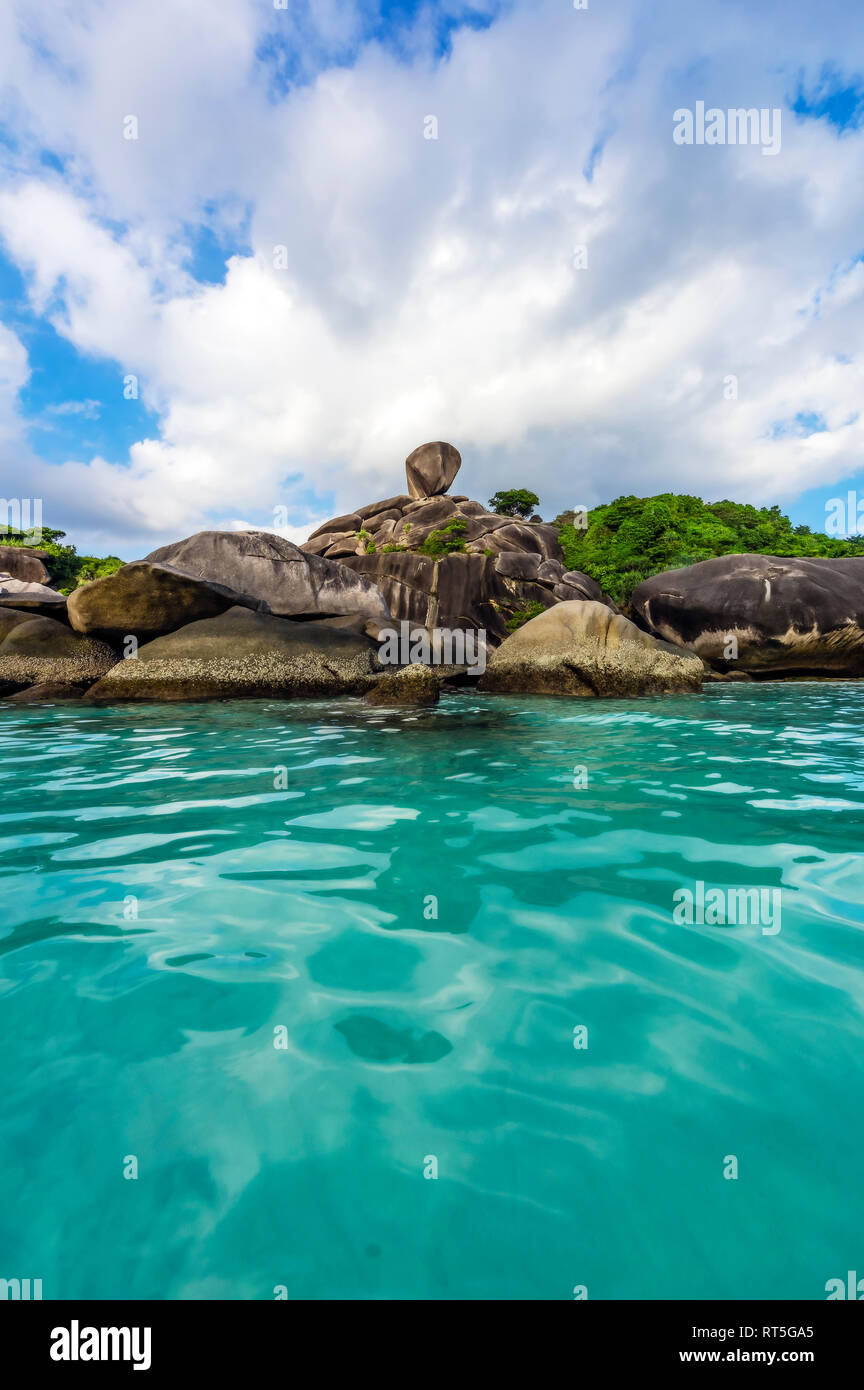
[{"xmin": 405, "ymin": 441, "xmax": 461, "ymax": 500}]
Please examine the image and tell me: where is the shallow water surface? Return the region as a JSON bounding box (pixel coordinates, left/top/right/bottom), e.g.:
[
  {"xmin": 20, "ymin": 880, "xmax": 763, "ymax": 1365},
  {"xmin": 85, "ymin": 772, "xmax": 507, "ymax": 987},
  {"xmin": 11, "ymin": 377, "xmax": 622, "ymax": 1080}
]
[{"xmin": 1, "ymin": 684, "xmax": 863, "ymax": 1299}]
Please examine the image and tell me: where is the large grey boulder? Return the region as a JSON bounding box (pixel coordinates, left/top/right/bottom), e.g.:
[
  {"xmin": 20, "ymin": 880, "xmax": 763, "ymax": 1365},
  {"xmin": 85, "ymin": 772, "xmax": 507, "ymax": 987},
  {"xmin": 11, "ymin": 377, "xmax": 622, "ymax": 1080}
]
[
  {"xmin": 0, "ymin": 573, "xmax": 68, "ymax": 619},
  {"xmin": 631, "ymin": 553, "xmax": 864, "ymax": 674},
  {"xmin": 0, "ymin": 609, "xmax": 117, "ymax": 695},
  {"xmin": 307, "ymin": 512, "xmax": 363, "ymax": 539},
  {"xmin": 145, "ymin": 530, "xmax": 390, "ymax": 623},
  {"xmin": 85, "ymin": 606, "xmax": 381, "ymax": 702},
  {"xmin": 482, "ymin": 520, "xmax": 563, "ymax": 559},
  {"xmin": 405, "ymin": 441, "xmax": 461, "ymax": 500},
  {"xmin": 479, "ymin": 600, "xmax": 704, "ymax": 696},
  {"xmin": 0, "ymin": 546, "xmax": 51, "ymax": 584},
  {"xmin": 68, "ymin": 561, "xmax": 263, "ymax": 643},
  {"xmin": 356, "ymin": 494, "xmax": 412, "ymax": 519}
]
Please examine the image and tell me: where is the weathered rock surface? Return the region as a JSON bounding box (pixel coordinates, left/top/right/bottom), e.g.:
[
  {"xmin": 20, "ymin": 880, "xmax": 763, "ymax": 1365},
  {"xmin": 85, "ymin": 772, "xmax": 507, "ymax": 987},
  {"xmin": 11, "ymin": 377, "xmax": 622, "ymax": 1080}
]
[
  {"xmin": 299, "ymin": 442, "xmax": 617, "ymax": 642},
  {"xmin": 356, "ymin": 494, "xmax": 412, "ymax": 520},
  {"xmin": 342, "ymin": 552, "xmax": 543, "ymax": 644},
  {"xmin": 482, "ymin": 520, "xmax": 562, "ymax": 558},
  {"xmin": 0, "ymin": 573, "xmax": 68, "ymax": 619},
  {"xmin": 390, "ymin": 495, "xmax": 461, "ymax": 546},
  {"xmin": 303, "ymin": 489, "xmax": 563, "ymax": 567},
  {"xmin": 145, "ymin": 530, "xmax": 390, "ymax": 622},
  {"xmin": 631, "ymin": 554, "xmax": 864, "ymax": 675},
  {"xmin": 479, "ymin": 600, "xmax": 704, "ymax": 697},
  {"xmin": 68, "ymin": 561, "xmax": 263, "ymax": 643},
  {"xmin": 341, "ymin": 550, "xmax": 612, "ymax": 645},
  {"xmin": 0, "ymin": 607, "xmax": 36, "ymax": 641},
  {"xmin": 0, "ymin": 610, "xmax": 117, "ymax": 695},
  {"xmin": 405, "ymin": 441, "xmax": 461, "ymax": 500},
  {"xmin": 364, "ymin": 663, "xmax": 440, "ymax": 706},
  {"xmin": 0, "ymin": 547, "xmax": 51, "ymax": 584},
  {"xmin": 307, "ymin": 512, "xmax": 362, "ymax": 539},
  {"xmin": 701, "ymin": 667, "xmax": 754, "ymax": 683},
  {"xmin": 4, "ymin": 682, "xmax": 88, "ymax": 703},
  {"xmin": 85, "ymin": 606, "xmax": 381, "ymax": 702}
]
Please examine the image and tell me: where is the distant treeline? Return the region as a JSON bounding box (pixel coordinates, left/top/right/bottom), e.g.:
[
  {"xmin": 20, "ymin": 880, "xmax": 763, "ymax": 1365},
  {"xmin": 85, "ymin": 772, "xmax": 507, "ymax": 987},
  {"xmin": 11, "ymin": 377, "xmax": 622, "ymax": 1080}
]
[
  {"xmin": 1, "ymin": 526, "xmax": 123, "ymax": 595},
  {"xmin": 5, "ymin": 494, "xmax": 863, "ymax": 608},
  {"xmin": 556, "ymin": 494, "xmax": 864, "ymax": 606}
]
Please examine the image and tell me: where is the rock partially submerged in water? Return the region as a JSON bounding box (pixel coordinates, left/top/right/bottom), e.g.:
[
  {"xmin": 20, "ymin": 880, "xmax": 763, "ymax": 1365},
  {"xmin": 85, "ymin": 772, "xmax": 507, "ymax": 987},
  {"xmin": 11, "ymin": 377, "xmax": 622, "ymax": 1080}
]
[
  {"xmin": 364, "ymin": 663, "xmax": 440, "ymax": 706},
  {"xmin": 0, "ymin": 608, "xmax": 117, "ymax": 695},
  {"xmin": 632, "ymin": 553, "xmax": 864, "ymax": 675},
  {"xmin": 4, "ymin": 681, "xmax": 88, "ymax": 703},
  {"xmin": 479, "ymin": 600, "xmax": 704, "ymax": 697},
  {"xmin": 85, "ymin": 606, "xmax": 381, "ymax": 702}
]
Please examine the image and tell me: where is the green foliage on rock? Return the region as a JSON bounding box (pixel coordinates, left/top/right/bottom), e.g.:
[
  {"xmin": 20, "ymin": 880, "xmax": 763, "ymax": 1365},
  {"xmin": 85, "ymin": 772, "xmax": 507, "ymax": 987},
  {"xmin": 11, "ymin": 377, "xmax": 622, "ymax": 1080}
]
[
  {"xmin": 74, "ymin": 555, "xmax": 126, "ymax": 587},
  {"xmin": 505, "ymin": 600, "xmax": 547, "ymax": 631},
  {"xmin": 0, "ymin": 525, "xmax": 124, "ymax": 595},
  {"xmin": 418, "ymin": 518, "xmax": 468, "ymax": 557},
  {"xmin": 559, "ymin": 494, "xmax": 864, "ymax": 606},
  {"xmin": 488, "ymin": 489, "xmax": 540, "ymax": 519}
]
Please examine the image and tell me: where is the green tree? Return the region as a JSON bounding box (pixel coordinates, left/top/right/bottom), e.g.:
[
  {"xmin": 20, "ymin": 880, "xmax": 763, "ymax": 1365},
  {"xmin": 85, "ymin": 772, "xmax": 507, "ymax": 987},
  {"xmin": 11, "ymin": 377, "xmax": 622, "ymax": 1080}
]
[
  {"xmin": 558, "ymin": 492, "xmax": 864, "ymax": 607},
  {"xmin": 488, "ymin": 489, "xmax": 540, "ymax": 519}
]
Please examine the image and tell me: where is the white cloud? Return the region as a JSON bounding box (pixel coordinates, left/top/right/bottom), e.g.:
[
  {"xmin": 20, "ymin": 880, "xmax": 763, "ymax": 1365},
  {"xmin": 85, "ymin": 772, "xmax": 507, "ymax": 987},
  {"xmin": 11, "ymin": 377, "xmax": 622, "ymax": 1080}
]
[
  {"xmin": 0, "ymin": 321, "xmax": 30, "ymax": 448},
  {"xmin": 0, "ymin": 0, "xmax": 863, "ymax": 556},
  {"xmin": 45, "ymin": 399, "xmax": 101, "ymax": 419}
]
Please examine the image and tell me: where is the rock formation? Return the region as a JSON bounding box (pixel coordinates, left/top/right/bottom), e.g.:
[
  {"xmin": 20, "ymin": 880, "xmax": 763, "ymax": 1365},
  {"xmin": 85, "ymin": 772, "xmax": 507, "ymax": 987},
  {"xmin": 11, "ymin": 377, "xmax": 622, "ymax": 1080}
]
[
  {"xmin": 0, "ymin": 609, "xmax": 117, "ymax": 696},
  {"xmin": 479, "ymin": 600, "xmax": 704, "ymax": 696},
  {"xmin": 3, "ymin": 682, "xmax": 88, "ymax": 703},
  {"xmin": 303, "ymin": 441, "xmax": 614, "ymax": 642},
  {"xmin": 68, "ymin": 561, "xmax": 265, "ymax": 643},
  {"xmin": 0, "ymin": 441, "xmax": 634, "ymax": 703},
  {"xmin": 364, "ymin": 663, "xmax": 441, "ymax": 706},
  {"xmin": 145, "ymin": 530, "xmax": 391, "ymax": 622},
  {"xmin": 0, "ymin": 573, "xmax": 68, "ymax": 619},
  {"xmin": 631, "ymin": 553, "xmax": 864, "ymax": 675},
  {"xmin": 405, "ymin": 441, "xmax": 462, "ymax": 500},
  {"xmin": 85, "ymin": 606, "xmax": 380, "ymax": 702},
  {"xmin": 0, "ymin": 546, "xmax": 52, "ymax": 585}
]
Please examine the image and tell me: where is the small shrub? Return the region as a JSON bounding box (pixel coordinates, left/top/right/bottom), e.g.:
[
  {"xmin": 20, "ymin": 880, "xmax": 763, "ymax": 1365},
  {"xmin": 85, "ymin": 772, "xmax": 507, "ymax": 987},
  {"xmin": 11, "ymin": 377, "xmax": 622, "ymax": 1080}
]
[
  {"xmin": 505, "ymin": 601, "xmax": 547, "ymax": 632},
  {"xmin": 418, "ymin": 518, "xmax": 468, "ymax": 557},
  {"xmin": 0, "ymin": 524, "xmax": 123, "ymax": 594}
]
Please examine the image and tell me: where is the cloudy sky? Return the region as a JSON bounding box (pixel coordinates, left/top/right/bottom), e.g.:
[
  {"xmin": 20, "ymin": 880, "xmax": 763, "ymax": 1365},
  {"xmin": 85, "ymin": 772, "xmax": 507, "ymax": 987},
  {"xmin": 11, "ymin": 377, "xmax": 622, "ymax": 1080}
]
[{"xmin": 0, "ymin": 0, "xmax": 862, "ymax": 559}]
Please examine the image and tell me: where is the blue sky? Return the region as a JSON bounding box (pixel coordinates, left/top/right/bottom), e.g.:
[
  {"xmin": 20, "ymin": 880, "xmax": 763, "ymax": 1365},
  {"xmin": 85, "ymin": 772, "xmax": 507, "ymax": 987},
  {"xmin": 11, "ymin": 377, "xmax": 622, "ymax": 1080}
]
[{"xmin": 0, "ymin": 0, "xmax": 862, "ymax": 558}]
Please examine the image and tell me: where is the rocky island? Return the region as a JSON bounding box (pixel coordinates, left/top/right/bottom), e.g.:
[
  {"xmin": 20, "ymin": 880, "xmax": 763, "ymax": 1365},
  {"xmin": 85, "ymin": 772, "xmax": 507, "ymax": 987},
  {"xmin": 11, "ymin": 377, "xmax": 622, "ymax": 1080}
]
[{"xmin": 2, "ymin": 441, "xmax": 864, "ymax": 705}]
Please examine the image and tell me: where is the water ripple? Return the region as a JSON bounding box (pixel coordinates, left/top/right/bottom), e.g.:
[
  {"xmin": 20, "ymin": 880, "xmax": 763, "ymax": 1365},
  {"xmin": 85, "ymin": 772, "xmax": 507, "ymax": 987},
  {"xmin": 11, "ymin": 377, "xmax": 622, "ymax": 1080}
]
[{"xmin": 1, "ymin": 685, "xmax": 863, "ymax": 1298}]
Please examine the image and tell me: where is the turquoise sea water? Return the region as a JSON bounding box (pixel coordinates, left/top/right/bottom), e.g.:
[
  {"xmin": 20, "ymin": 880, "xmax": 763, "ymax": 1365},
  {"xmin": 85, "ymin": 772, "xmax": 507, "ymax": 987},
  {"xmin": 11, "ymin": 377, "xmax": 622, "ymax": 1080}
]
[{"xmin": 1, "ymin": 684, "xmax": 863, "ymax": 1301}]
